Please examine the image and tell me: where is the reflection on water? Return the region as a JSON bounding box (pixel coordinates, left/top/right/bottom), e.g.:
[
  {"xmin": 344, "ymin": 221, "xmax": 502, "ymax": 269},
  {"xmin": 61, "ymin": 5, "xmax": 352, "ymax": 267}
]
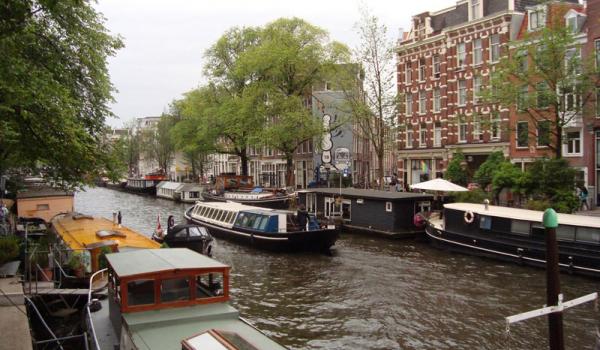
[{"xmin": 75, "ymin": 187, "xmax": 599, "ymax": 350}]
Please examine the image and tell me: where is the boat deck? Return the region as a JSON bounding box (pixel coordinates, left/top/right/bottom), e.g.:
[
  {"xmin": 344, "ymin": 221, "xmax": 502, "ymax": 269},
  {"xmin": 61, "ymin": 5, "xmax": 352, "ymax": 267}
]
[{"xmin": 90, "ymin": 299, "xmax": 119, "ymax": 350}]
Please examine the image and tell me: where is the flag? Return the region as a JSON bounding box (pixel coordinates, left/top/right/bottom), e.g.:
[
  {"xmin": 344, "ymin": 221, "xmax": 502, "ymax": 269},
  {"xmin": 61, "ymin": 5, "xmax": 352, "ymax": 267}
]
[{"xmin": 157, "ymin": 214, "xmax": 162, "ymax": 232}]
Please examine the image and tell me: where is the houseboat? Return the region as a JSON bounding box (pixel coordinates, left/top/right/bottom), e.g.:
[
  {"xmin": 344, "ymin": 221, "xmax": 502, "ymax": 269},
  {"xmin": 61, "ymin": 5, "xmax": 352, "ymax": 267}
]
[
  {"xmin": 51, "ymin": 212, "xmax": 160, "ymax": 277},
  {"xmin": 87, "ymin": 248, "xmax": 287, "ymax": 350},
  {"xmin": 184, "ymin": 202, "xmax": 339, "ymax": 252},
  {"xmin": 204, "ymin": 174, "xmax": 293, "ymax": 209},
  {"xmin": 297, "ymin": 188, "xmax": 433, "ymax": 238},
  {"xmin": 156, "ymin": 181, "xmax": 184, "ymax": 200},
  {"xmin": 125, "ymin": 177, "xmax": 161, "ymax": 195},
  {"xmin": 16, "ymin": 185, "xmax": 74, "ymax": 223},
  {"xmin": 178, "ymin": 183, "xmax": 205, "ymax": 203},
  {"xmin": 426, "ymin": 203, "xmax": 600, "ymax": 278}
]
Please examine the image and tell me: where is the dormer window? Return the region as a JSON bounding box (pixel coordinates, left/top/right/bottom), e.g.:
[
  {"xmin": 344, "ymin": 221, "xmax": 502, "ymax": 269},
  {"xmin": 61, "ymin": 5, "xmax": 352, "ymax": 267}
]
[
  {"xmin": 470, "ymin": 0, "xmax": 482, "ymax": 21},
  {"xmin": 565, "ymin": 10, "xmax": 584, "ymax": 34},
  {"xmin": 528, "ymin": 7, "xmax": 546, "ymax": 31}
]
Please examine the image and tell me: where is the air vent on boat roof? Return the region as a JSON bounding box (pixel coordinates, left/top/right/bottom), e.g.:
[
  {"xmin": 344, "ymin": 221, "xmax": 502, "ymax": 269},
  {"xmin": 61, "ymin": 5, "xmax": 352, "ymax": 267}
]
[
  {"xmin": 96, "ymin": 230, "xmax": 126, "ymax": 238},
  {"xmin": 72, "ymin": 214, "xmax": 94, "ymax": 220}
]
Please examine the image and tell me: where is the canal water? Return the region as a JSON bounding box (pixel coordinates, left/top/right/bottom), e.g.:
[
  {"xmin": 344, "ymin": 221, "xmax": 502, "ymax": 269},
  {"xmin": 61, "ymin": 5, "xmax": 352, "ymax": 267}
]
[{"xmin": 76, "ymin": 187, "xmax": 599, "ymax": 350}]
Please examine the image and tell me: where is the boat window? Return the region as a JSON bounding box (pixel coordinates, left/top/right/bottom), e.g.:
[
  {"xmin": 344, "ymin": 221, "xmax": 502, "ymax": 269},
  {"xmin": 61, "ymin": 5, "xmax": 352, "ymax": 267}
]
[
  {"xmin": 174, "ymin": 229, "xmax": 187, "ymax": 238},
  {"xmin": 252, "ymin": 216, "xmax": 263, "ymax": 229},
  {"xmin": 479, "ymin": 215, "xmax": 492, "ymax": 230},
  {"xmin": 557, "ymin": 225, "xmax": 575, "ymax": 241},
  {"xmin": 127, "ymin": 279, "xmax": 155, "ymax": 306},
  {"xmin": 240, "ymin": 214, "xmax": 250, "ymax": 227},
  {"xmin": 205, "ymin": 208, "xmax": 213, "ymax": 218},
  {"xmin": 217, "ymin": 210, "xmax": 227, "ymax": 222},
  {"xmin": 224, "ymin": 211, "xmax": 233, "ymax": 224},
  {"xmin": 259, "ymin": 216, "xmax": 269, "ymax": 230},
  {"xmin": 196, "ymin": 273, "xmax": 224, "ymax": 299},
  {"xmin": 246, "ymin": 215, "xmax": 257, "ymax": 228},
  {"xmin": 511, "ymin": 220, "xmax": 530, "ymax": 235},
  {"xmin": 160, "ymin": 277, "xmax": 190, "ymax": 303},
  {"xmin": 200, "ymin": 206, "xmax": 208, "ymax": 217},
  {"xmin": 189, "ymin": 226, "xmax": 207, "ymax": 237},
  {"xmin": 576, "ymin": 227, "xmax": 600, "ymax": 244},
  {"xmin": 182, "ymin": 330, "xmax": 258, "ymax": 350}
]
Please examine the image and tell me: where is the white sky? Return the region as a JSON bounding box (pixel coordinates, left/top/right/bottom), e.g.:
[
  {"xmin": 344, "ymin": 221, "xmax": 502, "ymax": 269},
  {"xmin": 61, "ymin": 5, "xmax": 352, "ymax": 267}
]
[{"xmin": 96, "ymin": 0, "xmax": 453, "ymax": 128}]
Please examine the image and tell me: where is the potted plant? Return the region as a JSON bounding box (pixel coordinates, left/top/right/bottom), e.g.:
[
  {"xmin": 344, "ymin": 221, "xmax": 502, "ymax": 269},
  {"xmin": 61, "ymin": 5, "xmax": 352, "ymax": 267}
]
[{"xmin": 67, "ymin": 252, "xmax": 85, "ymax": 278}]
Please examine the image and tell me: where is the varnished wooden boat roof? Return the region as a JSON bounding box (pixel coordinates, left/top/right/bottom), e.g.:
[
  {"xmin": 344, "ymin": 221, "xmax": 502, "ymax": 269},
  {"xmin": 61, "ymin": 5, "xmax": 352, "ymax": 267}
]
[{"xmin": 52, "ymin": 213, "xmax": 160, "ymax": 250}]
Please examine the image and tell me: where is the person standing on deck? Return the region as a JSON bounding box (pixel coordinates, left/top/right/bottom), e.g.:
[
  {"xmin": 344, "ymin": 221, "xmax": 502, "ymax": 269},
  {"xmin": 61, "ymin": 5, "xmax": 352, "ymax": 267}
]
[{"xmin": 297, "ymin": 204, "xmax": 309, "ymax": 231}]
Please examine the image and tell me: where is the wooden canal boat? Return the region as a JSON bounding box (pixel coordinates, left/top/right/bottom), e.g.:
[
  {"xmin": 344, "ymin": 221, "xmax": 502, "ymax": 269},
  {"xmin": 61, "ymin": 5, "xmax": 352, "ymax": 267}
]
[
  {"xmin": 184, "ymin": 201, "xmax": 338, "ymax": 253},
  {"xmin": 426, "ymin": 203, "xmax": 600, "ymax": 278},
  {"xmin": 87, "ymin": 248, "xmax": 287, "ymax": 350},
  {"xmin": 201, "ymin": 190, "xmax": 294, "ymax": 210},
  {"xmin": 51, "ymin": 213, "xmax": 160, "ymax": 277}
]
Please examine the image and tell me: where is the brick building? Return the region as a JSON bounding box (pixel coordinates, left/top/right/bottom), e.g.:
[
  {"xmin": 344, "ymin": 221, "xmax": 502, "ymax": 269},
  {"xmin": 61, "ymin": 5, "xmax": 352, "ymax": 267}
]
[
  {"xmin": 585, "ymin": 0, "xmax": 600, "ymax": 204},
  {"xmin": 397, "ymin": 0, "xmax": 594, "ymax": 188}
]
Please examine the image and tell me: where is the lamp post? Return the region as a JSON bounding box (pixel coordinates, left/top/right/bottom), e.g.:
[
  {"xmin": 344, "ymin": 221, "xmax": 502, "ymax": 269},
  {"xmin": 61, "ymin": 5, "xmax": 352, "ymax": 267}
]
[{"xmin": 542, "ymin": 208, "xmax": 564, "ymax": 350}]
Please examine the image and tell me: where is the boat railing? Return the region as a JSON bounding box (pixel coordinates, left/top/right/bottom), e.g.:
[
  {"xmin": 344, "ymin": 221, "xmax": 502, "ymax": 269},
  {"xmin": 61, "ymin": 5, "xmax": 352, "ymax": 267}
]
[{"xmin": 85, "ymin": 268, "xmax": 108, "ymax": 350}]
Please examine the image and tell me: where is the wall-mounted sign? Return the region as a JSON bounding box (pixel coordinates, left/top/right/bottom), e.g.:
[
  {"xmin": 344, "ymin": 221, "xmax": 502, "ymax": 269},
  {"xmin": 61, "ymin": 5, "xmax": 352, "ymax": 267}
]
[{"xmin": 321, "ymin": 114, "xmax": 333, "ymax": 164}]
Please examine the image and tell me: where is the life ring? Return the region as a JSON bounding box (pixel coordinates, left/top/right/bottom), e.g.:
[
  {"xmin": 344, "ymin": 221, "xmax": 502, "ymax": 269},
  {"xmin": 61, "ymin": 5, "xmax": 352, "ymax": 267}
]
[{"xmin": 464, "ymin": 210, "xmax": 475, "ymax": 224}]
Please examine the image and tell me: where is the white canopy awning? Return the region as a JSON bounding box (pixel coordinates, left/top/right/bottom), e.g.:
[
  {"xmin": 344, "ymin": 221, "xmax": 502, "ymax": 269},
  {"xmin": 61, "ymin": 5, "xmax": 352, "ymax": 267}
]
[{"xmin": 410, "ymin": 178, "xmax": 468, "ymax": 192}]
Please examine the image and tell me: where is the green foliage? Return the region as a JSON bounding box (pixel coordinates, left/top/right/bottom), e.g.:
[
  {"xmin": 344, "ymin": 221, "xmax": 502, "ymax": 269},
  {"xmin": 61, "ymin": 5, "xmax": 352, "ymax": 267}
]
[
  {"xmin": 521, "ymin": 158, "xmax": 577, "ymax": 197},
  {"xmin": 67, "ymin": 252, "xmax": 83, "ymax": 270},
  {"xmin": 98, "ymin": 246, "xmax": 112, "ymax": 270},
  {"xmin": 446, "ymin": 152, "xmax": 468, "ymax": 186},
  {"xmin": 473, "ymin": 151, "xmax": 505, "ymax": 189},
  {"xmin": 140, "ymin": 115, "xmax": 176, "ymax": 173},
  {"xmin": 0, "ymin": 0, "xmax": 123, "ymax": 188},
  {"xmin": 0, "ymin": 236, "xmax": 20, "ymax": 265},
  {"xmin": 549, "ymin": 190, "xmax": 579, "ymax": 214},
  {"xmin": 491, "ymin": 161, "xmax": 522, "ymax": 196},
  {"xmin": 451, "ymin": 189, "xmax": 491, "ymax": 204}
]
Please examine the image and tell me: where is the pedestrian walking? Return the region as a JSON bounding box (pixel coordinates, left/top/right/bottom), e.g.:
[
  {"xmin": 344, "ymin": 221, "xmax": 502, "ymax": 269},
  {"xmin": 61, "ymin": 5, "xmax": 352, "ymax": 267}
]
[{"xmin": 579, "ymin": 186, "xmax": 589, "ymax": 211}]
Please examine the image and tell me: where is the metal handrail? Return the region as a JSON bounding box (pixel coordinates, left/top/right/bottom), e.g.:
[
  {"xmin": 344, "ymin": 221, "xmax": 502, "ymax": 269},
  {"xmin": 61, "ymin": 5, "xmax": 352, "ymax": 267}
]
[
  {"xmin": 85, "ymin": 268, "xmax": 108, "ymax": 350},
  {"xmin": 24, "ymin": 296, "xmax": 65, "ymax": 350}
]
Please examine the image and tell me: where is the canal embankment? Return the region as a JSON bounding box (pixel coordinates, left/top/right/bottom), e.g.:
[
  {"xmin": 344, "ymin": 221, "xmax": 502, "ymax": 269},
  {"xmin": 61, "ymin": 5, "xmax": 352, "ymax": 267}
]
[{"xmin": 0, "ymin": 277, "xmax": 33, "ymax": 350}]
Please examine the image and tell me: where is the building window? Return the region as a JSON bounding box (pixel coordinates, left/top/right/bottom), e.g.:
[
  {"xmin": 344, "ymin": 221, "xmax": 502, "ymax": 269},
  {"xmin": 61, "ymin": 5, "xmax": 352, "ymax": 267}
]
[
  {"xmin": 537, "ymin": 120, "xmax": 551, "ymax": 147},
  {"xmin": 418, "ymin": 57, "xmax": 426, "ymax": 81},
  {"xmin": 565, "ymin": 48, "xmax": 581, "ymax": 75},
  {"xmin": 471, "ymin": 0, "xmax": 481, "ymax": 20},
  {"xmin": 406, "ymin": 94, "xmax": 413, "ymax": 115},
  {"xmin": 418, "ymin": 90, "xmax": 426, "ymax": 114},
  {"xmin": 433, "ymin": 122, "xmax": 442, "ymax": 147},
  {"xmin": 405, "ymin": 62, "xmax": 412, "ymax": 84},
  {"xmin": 406, "ymin": 129, "xmax": 413, "ymax": 148},
  {"xmin": 433, "ymin": 88, "xmax": 441, "ymax": 112},
  {"xmin": 490, "ymin": 34, "xmax": 500, "ymax": 63},
  {"xmin": 537, "ymin": 82, "xmax": 550, "ymax": 108},
  {"xmin": 565, "ymin": 130, "xmax": 581, "ymax": 155},
  {"xmin": 473, "ymin": 76, "xmax": 482, "ymax": 104},
  {"xmin": 562, "ymin": 87, "xmax": 580, "ymax": 112},
  {"xmin": 595, "ymin": 40, "xmax": 600, "ymax": 70},
  {"xmin": 473, "ymin": 118, "xmax": 482, "ymax": 141},
  {"xmin": 517, "ymin": 49, "xmax": 528, "ymax": 71},
  {"xmin": 419, "ymin": 123, "xmax": 427, "ymax": 148},
  {"xmin": 517, "ymin": 121, "xmax": 528, "ymax": 148},
  {"xmin": 457, "ymin": 42, "xmax": 466, "ymax": 69},
  {"xmin": 458, "ymin": 80, "xmax": 467, "ymax": 106},
  {"xmin": 458, "ymin": 121, "xmax": 467, "ymax": 143},
  {"xmin": 596, "ymin": 88, "xmax": 600, "ymax": 118},
  {"xmin": 566, "ymin": 15, "xmax": 578, "ymax": 33},
  {"xmin": 473, "ymin": 39, "xmax": 482, "ymax": 65},
  {"xmin": 432, "ymin": 55, "xmax": 440, "ymax": 78},
  {"xmin": 518, "ymin": 85, "xmax": 528, "ymax": 111},
  {"xmin": 529, "ymin": 8, "xmax": 546, "ymax": 30},
  {"xmin": 491, "ymin": 114, "xmax": 501, "ymax": 140}
]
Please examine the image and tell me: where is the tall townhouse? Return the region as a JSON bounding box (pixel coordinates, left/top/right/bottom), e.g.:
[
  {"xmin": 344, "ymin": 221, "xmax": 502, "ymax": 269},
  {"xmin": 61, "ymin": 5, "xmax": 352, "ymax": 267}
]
[
  {"xmin": 509, "ymin": 1, "xmax": 585, "ymax": 181},
  {"xmin": 397, "ymin": 0, "xmax": 534, "ymax": 186},
  {"xmin": 586, "ymin": 0, "xmax": 600, "ymax": 205}
]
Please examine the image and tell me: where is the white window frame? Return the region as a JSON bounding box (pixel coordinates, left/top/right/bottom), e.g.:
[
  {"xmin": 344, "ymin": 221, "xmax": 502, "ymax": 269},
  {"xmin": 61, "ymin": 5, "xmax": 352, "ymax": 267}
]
[
  {"xmin": 473, "ymin": 119, "xmax": 482, "ymax": 142},
  {"xmin": 406, "ymin": 94, "xmax": 413, "ymax": 115},
  {"xmin": 536, "ymin": 120, "xmax": 551, "ymax": 148},
  {"xmin": 418, "ymin": 90, "xmax": 426, "ymax": 114},
  {"xmin": 473, "ymin": 76, "xmax": 481, "ymax": 104},
  {"xmin": 406, "ymin": 129, "xmax": 413, "ymax": 148},
  {"xmin": 490, "ymin": 34, "xmax": 500, "ymax": 63},
  {"xmin": 470, "ymin": 0, "xmax": 482, "ymax": 21},
  {"xmin": 458, "ymin": 121, "xmax": 467, "ymax": 143},
  {"xmin": 528, "ymin": 7, "xmax": 546, "ymax": 31},
  {"xmin": 433, "ymin": 123, "xmax": 442, "ymax": 147},
  {"xmin": 433, "ymin": 88, "xmax": 441, "ymax": 113},
  {"xmin": 419, "ymin": 124, "xmax": 427, "ymax": 148},
  {"xmin": 405, "ymin": 62, "xmax": 412, "ymax": 84},
  {"xmin": 457, "ymin": 42, "xmax": 466, "ymax": 69},
  {"xmin": 490, "ymin": 114, "xmax": 501, "ymax": 141},
  {"xmin": 473, "ymin": 39, "xmax": 482, "ymax": 66},
  {"xmin": 564, "ymin": 129, "xmax": 582, "ymax": 157},
  {"xmin": 458, "ymin": 80, "xmax": 467, "ymax": 106},
  {"xmin": 516, "ymin": 121, "xmax": 529, "ymax": 148},
  {"xmin": 432, "ymin": 55, "xmax": 441, "ymax": 78},
  {"xmin": 418, "ymin": 57, "xmax": 426, "ymax": 82},
  {"xmin": 595, "ymin": 40, "xmax": 600, "ymax": 71}
]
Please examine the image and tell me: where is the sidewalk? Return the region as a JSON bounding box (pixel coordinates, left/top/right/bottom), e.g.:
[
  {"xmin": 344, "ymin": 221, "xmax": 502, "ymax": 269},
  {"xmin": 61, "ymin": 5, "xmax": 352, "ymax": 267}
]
[
  {"xmin": 0, "ymin": 277, "xmax": 32, "ymax": 350},
  {"xmin": 574, "ymin": 207, "xmax": 600, "ymax": 217}
]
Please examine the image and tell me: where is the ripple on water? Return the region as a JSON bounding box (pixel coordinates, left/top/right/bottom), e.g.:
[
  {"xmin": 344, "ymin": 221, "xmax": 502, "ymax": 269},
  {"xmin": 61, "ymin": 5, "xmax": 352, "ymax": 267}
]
[{"xmin": 76, "ymin": 188, "xmax": 600, "ymax": 350}]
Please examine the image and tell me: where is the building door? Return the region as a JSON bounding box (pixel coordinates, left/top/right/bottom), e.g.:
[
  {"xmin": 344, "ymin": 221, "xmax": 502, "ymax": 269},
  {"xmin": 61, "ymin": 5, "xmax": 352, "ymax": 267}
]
[{"xmin": 342, "ymin": 199, "xmax": 351, "ymax": 222}]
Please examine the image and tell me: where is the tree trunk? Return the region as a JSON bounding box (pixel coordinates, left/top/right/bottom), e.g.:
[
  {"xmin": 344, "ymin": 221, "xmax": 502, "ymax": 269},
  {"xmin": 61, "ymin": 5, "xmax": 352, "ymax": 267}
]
[
  {"xmin": 555, "ymin": 119, "xmax": 562, "ymax": 159},
  {"xmin": 240, "ymin": 149, "xmax": 248, "ymax": 176},
  {"xmin": 377, "ymin": 151, "xmax": 384, "ymax": 191},
  {"xmin": 285, "ymin": 155, "xmax": 294, "ymax": 189}
]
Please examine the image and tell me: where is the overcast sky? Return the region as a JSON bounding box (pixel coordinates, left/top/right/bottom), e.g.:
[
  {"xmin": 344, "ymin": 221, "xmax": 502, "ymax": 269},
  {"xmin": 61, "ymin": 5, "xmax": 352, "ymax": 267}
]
[{"xmin": 96, "ymin": 0, "xmax": 452, "ymax": 128}]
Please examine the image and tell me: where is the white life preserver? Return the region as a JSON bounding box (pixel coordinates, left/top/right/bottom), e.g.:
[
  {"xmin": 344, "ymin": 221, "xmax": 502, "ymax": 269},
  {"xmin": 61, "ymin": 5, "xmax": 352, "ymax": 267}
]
[{"xmin": 464, "ymin": 210, "xmax": 475, "ymax": 224}]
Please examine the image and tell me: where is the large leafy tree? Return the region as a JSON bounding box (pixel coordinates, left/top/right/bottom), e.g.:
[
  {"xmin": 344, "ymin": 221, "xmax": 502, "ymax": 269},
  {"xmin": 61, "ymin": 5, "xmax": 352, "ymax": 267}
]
[
  {"xmin": 340, "ymin": 9, "xmax": 397, "ymax": 190},
  {"xmin": 485, "ymin": 7, "xmax": 597, "ymax": 158},
  {"xmin": 140, "ymin": 115, "xmax": 176, "ymax": 174},
  {"xmin": 0, "ymin": 0, "xmax": 123, "ymax": 188},
  {"xmin": 252, "ymin": 17, "xmax": 350, "ymax": 186}
]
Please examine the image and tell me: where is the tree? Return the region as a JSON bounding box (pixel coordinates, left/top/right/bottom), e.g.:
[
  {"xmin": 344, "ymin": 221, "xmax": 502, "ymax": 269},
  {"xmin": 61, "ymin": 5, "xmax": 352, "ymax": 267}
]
[
  {"xmin": 473, "ymin": 151, "xmax": 505, "ymax": 190},
  {"xmin": 0, "ymin": 0, "xmax": 123, "ymax": 188},
  {"xmin": 491, "ymin": 161, "xmax": 522, "ymax": 202},
  {"xmin": 445, "ymin": 152, "xmax": 468, "ymax": 186},
  {"xmin": 485, "ymin": 5, "xmax": 597, "ymax": 158},
  {"xmin": 140, "ymin": 115, "xmax": 175, "ymax": 174},
  {"xmin": 520, "ymin": 158, "xmax": 579, "ymax": 213},
  {"xmin": 250, "ymin": 17, "xmax": 350, "ymax": 186},
  {"xmin": 342, "ymin": 9, "xmax": 397, "ymax": 190}
]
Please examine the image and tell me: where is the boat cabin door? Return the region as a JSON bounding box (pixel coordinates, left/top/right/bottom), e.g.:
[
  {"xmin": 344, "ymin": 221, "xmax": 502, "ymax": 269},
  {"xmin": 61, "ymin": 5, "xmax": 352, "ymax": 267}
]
[
  {"xmin": 324, "ymin": 197, "xmax": 340, "ymax": 218},
  {"xmin": 341, "ymin": 199, "xmax": 351, "ymax": 222}
]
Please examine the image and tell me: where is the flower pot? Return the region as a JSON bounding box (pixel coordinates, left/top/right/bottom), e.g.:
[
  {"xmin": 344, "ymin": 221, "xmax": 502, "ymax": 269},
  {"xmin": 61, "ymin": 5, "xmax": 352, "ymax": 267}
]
[{"xmin": 41, "ymin": 268, "xmax": 53, "ymax": 282}]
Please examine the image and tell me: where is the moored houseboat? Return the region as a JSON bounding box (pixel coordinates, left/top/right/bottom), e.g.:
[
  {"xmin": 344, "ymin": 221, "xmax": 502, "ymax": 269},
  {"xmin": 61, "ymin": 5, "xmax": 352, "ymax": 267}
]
[
  {"xmin": 87, "ymin": 248, "xmax": 287, "ymax": 350},
  {"xmin": 156, "ymin": 181, "xmax": 184, "ymax": 200},
  {"xmin": 426, "ymin": 203, "xmax": 600, "ymax": 278},
  {"xmin": 297, "ymin": 188, "xmax": 433, "ymax": 238},
  {"xmin": 184, "ymin": 201, "xmax": 338, "ymax": 253},
  {"xmin": 126, "ymin": 177, "xmax": 161, "ymax": 195},
  {"xmin": 16, "ymin": 185, "xmax": 74, "ymax": 223},
  {"xmin": 178, "ymin": 183, "xmax": 205, "ymax": 202},
  {"xmin": 204, "ymin": 174, "xmax": 294, "ymax": 209},
  {"xmin": 51, "ymin": 212, "xmax": 160, "ymax": 278}
]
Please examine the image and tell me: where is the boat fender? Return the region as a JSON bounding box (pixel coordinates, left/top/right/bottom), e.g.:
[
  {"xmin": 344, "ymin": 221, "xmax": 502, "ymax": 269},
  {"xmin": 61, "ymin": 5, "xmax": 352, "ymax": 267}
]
[
  {"xmin": 413, "ymin": 213, "xmax": 426, "ymax": 228},
  {"xmin": 464, "ymin": 210, "xmax": 475, "ymax": 224}
]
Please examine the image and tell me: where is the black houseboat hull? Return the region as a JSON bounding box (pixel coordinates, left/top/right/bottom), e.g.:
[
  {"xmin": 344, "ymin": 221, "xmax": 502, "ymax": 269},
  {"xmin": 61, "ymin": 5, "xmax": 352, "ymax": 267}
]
[
  {"xmin": 184, "ymin": 208, "xmax": 338, "ymax": 253},
  {"xmin": 425, "ymin": 223, "xmax": 600, "ymax": 279},
  {"xmin": 201, "ymin": 192, "xmax": 292, "ymax": 210}
]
